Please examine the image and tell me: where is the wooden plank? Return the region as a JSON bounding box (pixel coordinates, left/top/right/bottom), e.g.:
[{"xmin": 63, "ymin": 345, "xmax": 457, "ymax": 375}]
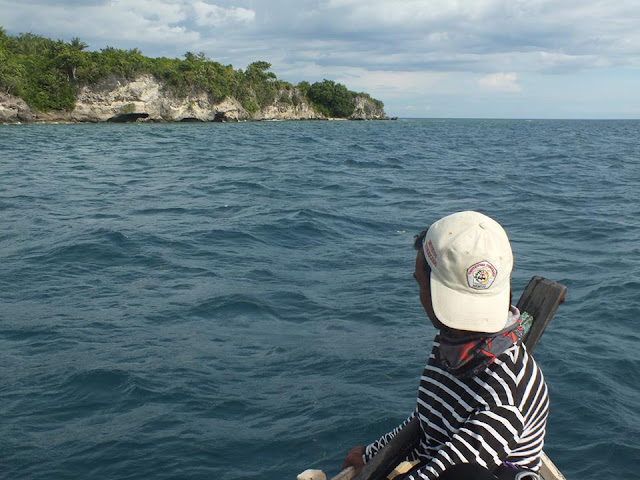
[
  {"xmin": 328, "ymin": 467, "xmax": 356, "ymax": 480},
  {"xmin": 540, "ymin": 452, "xmax": 567, "ymax": 480},
  {"xmin": 330, "ymin": 456, "xmax": 568, "ymax": 480},
  {"xmin": 347, "ymin": 276, "xmax": 567, "ymax": 480}
]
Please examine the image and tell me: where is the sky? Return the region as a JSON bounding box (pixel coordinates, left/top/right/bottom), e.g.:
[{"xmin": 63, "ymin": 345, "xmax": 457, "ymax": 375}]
[{"xmin": 2, "ymin": 0, "xmax": 640, "ymax": 118}]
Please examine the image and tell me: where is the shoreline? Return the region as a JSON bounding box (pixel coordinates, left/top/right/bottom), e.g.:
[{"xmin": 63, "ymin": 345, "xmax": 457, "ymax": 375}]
[
  {"xmin": 0, "ymin": 75, "xmax": 389, "ymax": 125},
  {"xmin": 0, "ymin": 116, "xmax": 394, "ymax": 125}
]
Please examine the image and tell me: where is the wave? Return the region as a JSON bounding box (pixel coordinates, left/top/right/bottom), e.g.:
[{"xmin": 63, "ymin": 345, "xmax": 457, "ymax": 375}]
[{"xmin": 3, "ymin": 120, "xmax": 640, "ymax": 480}]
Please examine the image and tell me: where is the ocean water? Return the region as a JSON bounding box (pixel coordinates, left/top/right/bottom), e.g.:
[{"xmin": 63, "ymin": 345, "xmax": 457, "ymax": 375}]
[{"xmin": 1, "ymin": 119, "xmax": 639, "ymax": 480}]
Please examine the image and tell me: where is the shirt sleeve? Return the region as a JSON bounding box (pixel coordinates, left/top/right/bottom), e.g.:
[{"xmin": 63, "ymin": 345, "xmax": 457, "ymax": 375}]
[
  {"xmin": 363, "ymin": 408, "xmax": 421, "ymax": 464},
  {"xmin": 406, "ymin": 405, "xmax": 525, "ymax": 480}
]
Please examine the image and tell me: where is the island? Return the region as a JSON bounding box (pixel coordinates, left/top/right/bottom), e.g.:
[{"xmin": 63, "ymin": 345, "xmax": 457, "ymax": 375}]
[{"xmin": 0, "ymin": 28, "xmax": 388, "ymax": 123}]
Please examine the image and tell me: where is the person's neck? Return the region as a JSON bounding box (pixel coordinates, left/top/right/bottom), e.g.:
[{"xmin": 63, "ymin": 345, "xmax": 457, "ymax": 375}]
[
  {"xmin": 441, "ymin": 327, "xmax": 484, "ymax": 339},
  {"xmin": 438, "ymin": 306, "xmax": 517, "ymax": 338}
]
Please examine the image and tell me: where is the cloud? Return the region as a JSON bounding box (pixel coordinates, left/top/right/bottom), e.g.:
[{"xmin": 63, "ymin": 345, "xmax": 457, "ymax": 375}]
[
  {"xmin": 335, "ymin": 69, "xmax": 449, "ymax": 97},
  {"xmin": 2, "ymin": 0, "xmax": 640, "ymax": 118},
  {"xmin": 254, "ymin": 0, "xmax": 640, "ymax": 74},
  {"xmin": 2, "ymin": 0, "xmax": 195, "ymax": 47},
  {"xmin": 4, "ymin": 0, "xmax": 640, "ymax": 76},
  {"xmin": 477, "ymin": 72, "xmax": 522, "ymax": 92},
  {"xmin": 0, "ymin": 0, "xmax": 257, "ymax": 58},
  {"xmin": 192, "ymin": 2, "xmax": 255, "ymax": 27}
]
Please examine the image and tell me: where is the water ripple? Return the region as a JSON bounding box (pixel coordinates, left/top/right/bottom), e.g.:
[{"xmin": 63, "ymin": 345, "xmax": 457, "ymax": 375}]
[{"xmin": 1, "ymin": 120, "xmax": 639, "ymax": 480}]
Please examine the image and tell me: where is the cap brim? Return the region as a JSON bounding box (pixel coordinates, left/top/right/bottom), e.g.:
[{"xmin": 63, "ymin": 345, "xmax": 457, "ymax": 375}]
[{"xmin": 430, "ymin": 276, "xmax": 510, "ymax": 333}]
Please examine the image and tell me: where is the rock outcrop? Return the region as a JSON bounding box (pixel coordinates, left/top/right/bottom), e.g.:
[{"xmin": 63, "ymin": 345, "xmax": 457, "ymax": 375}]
[
  {"xmin": 349, "ymin": 95, "xmax": 387, "ymax": 120},
  {"xmin": 0, "ymin": 93, "xmax": 35, "ymax": 123},
  {"xmin": 0, "ymin": 74, "xmax": 388, "ymax": 123},
  {"xmin": 252, "ymin": 88, "xmax": 325, "ymax": 121},
  {"xmin": 69, "ymin": 74, "xmax": 248, "ymax": 123}
]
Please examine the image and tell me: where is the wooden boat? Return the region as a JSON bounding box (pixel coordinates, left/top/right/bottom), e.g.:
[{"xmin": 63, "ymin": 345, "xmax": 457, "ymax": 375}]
[
  {"xmin": 298, "ymin": 453, "xmax": 565, "ymax": 480},
  {"xmin": 298, "ymin": 277, "xmax": 567, "ymax": 480}
]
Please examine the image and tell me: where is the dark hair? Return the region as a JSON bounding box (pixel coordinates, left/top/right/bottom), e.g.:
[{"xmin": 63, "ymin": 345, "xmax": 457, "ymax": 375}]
[
  {"xmin": 413, "ymin": 229, "xmax": 428, "ymax": 251},
  {"xmin": 413, "ymin": 229, "xmax": 431, "ymax": 274}
]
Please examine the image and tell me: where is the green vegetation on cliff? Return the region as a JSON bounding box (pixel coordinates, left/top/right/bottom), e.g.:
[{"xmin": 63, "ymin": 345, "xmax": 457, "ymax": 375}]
[
  {"xmin": 306, "ymin": 79, "xmax": 355, "ymax": 117},
  {"xmin": 0, "ymin": 27, "xmax": 384, "ymax": 117}
]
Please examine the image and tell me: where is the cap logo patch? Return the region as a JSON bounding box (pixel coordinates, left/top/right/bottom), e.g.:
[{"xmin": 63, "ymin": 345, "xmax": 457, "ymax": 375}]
[
  {"xmin": 424, "ymin": 239, "xmax": 438, "ymax": 266},
  {"xmin": 467, "ymin": 261, "xmax": 497, "ymax": 290}
]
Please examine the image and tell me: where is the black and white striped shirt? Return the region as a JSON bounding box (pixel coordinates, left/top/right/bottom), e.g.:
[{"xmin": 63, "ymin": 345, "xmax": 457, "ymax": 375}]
[{"xmin": 364, "ymin": 336, "xmax": 549, "ymax": 479}]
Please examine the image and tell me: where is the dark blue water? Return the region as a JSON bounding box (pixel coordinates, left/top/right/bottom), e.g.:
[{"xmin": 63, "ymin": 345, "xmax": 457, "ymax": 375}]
[{"xmin": 1, "ymin": 119, "xmax": 639, "ymax": 480}]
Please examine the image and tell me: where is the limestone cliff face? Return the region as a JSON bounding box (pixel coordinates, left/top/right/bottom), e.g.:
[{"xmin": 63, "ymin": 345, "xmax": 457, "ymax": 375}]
[
  {"xmin": 253, "ymin": 88, "xmax": 325, "ymax": 121},
  {"xmin": 0, "ymin": 93, "xmax": 34, "ymax": 123},
  {"xmin": 0, "ymin": 74, "xmax": 387, "ymax": 123},
  {"xmin": 349, "ymin": 95, "xmax": 388, "ymax": 120},
  {"xmin": 70, "ymin": 74, "xmax": 251, "ymax": 122}
]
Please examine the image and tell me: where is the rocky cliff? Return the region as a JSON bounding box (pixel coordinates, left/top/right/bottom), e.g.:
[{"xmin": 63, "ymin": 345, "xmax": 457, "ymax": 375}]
[
  {"xmin": 0, "ymin": 74, "xmax": 387, "ymax": 123},
  {"xmin": 350, "ymin": 95, "xmax": 387, "ymax": 120}
]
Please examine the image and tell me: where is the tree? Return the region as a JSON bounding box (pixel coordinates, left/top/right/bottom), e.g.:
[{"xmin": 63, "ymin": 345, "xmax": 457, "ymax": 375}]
[
  {"xmin": 244, "ymin": 61, "xmax": 278, "ymax": 108},
  {"xmin": 0, "ymin": 28, "xmax": 384, "ymax": 116},
  {"xmin": 306, "ymin": 79, "xmax": 355, "ymax": 117},
  {"xmin": 245, "ymin": 61, "xmax": 276, "ymax": 81},
  {"xmin": 296, "ymin": 80, "xmax": 310, "ymax": 95},
  {"xmin": 0, "ymin": 49, "xmax": 26, "ymax": 95},
  {"xmin": 14, "ymin": 32, "xmax": 50, "ymax": 56},
  {"xmin": 55, "ymin": 37, "xmax": 88, "ymax": 82}
]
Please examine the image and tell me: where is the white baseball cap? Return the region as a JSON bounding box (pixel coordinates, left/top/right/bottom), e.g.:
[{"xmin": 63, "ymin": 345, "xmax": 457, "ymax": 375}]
[{"xmin": 423, "ymin": 211, "xmax": 513, "ymax": 333}]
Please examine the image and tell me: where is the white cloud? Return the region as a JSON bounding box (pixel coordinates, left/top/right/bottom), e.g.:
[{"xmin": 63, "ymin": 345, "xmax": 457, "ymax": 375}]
[
  {"xmin": 477, "ymin": 72, "xmax": 521, "ymax": 92},
  {"xmin": 112, "ymin": 0, "xmax": 188, "ymax": 25},
  {"xmin": 335, "ymin": 69, "xmax": 448, "ymax": 96},
  {"xmin": 325, "ymin": 0, "xmax": 498, "ymax": 26},
  {"xmin": 536, "ymin": 52, "xmax": 608, "ymax": 72},
  {"xmin": 1, "ymin": 0, "xmax": 199, "ymax": 47},
  {"xmin": 299, "ymin": 0, "xmax": 640, "ymax": 73},
  {"xmin": 192, "ymin": 2, "xmax": 255, "ymax": 27},
  {"xmin": 4, "ymin": 0, "xmax": 640, "ymax": 75}
]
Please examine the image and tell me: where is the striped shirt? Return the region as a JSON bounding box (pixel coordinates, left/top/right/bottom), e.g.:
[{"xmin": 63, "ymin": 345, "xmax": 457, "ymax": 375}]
[{"xmin": 364, "ymin": 336, "xmax": 549, "ymax": 479}]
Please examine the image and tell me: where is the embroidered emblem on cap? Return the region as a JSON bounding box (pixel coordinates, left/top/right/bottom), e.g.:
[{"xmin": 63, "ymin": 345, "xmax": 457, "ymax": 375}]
[{"xmin": 467, "ymin": 261, "xmax": 497, "ymax": 290}]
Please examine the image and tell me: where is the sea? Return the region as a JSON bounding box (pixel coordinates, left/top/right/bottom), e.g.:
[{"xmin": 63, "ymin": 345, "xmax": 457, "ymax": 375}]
[{"xmin": 1, "ymin": 119, "xmax": 639, "ymax": 480}]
